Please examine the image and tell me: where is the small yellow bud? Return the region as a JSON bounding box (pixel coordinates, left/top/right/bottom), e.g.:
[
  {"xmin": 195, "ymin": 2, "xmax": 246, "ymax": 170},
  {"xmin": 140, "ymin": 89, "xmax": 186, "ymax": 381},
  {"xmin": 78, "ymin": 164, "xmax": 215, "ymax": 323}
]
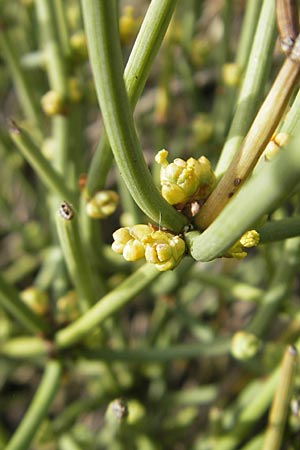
[
  {"xmin": 264, "ymin": 132, "xmax": 290, "ymax": 161},
  {"xmin": 223, "ymin": 241, "xmax": 247, "ymax": 259},
  {"xmin": 86, "ymin": 190, "xmax": 119, "ymax": 219},
  {"xmin": 231, "ymin": 331, "xmax": 261, "ymax": 360},
  {"xmin": 264, "ymin": 141, "xmax": 280, "ymax": 161},
  {"xmin": 68, "ymin": 78, "xmax": 83, "ymax": 103},
  {"xmin": 155, "ymin": 149, "xmax": 169, "ymax": 167},
  {"xmin": 224, "ymin": 230, "xmax": 259, "ymax": 258},
  {"xmin": 111, "ymin": 225, "xmax": 153, "ymax": 261},
  {"xmin": 41, "ymin": 90, "xmax": 65, "ymax": 116},
  {"xmin": 192, "ymin": 114, "xmax": 213, "ymax": 145},
  {"xmin": 144, "ymin": 230, "xmax": 185, "ymax": 271},
  {"xmin": 111, "ymin": 228, "xmax": 132, "ymax": 254},
  {"xmin": 127, "ymin": 400, "xmax": 145, "ymax": 425},
  {"xmin": 119, "ymin": 6, "xmax": 139, "ymax": 46},
  {"xmin": 189, "ymin": 38, "xmax": 211, "ymax": 67},
  {"xmin": 70, "ymin": 30, "xmax": 88, "ymax": 61},
  {"xmin": 239, "ymin": 230, "xmax": 260, "ymax": 248},
  {"xmin": 41, "ymin": 138, "xmax": 55, "ymax": 160},
  {"xmin": 156, "ymin": 150, "xmax": 216, "ymax": 206},
  {"xmin": 20, "ymin": 287, "xmax": 49, "ymax": 315},
  {"xmin": 56, "ymin": 290, "xmax": 80, "ymax": 324},
  {"xmin": 123, "ymin": 239, "xmax": 145, "ymax": 261},
  {"xmin": 275, "ymin": 132, "xmax": 289, "ymax": 147},
  {"xmin": 222, "ymin": 63, "xmax": 241, "ymax": 87}
]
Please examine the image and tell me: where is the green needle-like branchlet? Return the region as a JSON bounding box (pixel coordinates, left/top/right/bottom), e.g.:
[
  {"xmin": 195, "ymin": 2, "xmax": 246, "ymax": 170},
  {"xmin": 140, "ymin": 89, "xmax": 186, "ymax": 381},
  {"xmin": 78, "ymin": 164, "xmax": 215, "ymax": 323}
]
[
  {"xmin": 5, "ymin": 360, "xmax": 62, "ymax": 450},
  {"xmin": 55, "ymin": 202, "xmax": 102, "ymax": 311},
  {"xmin": 80, "ymin": 0, "xmax": 187, "ymax": 232}
]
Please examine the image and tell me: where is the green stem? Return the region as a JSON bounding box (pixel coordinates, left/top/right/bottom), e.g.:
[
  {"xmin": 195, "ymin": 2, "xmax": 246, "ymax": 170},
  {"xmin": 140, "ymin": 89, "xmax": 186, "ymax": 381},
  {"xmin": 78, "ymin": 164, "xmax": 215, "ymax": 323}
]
[
  {"xmin": 0, "ymin": 336, "xmax": 50, "ymax": 359},
  {"xmin": 59, "ymin": 434, "xmax": 83, "ymax": 450},
  {"xmin": 9, "ymin": 122, "xmax": 78, "ymax": 208},
  {"xmin": 262, "ymin": 346, "xmax": 297, "ymax": 450},
  {"xmin": 82, "ymin": 338, "xmax": 230, "ymax": 362},
  {"xmin": 53, "ymin": 0, "xmax": 71, "ymax": 57},
  {"xmin": 81, "ymin": 0, "xmax": 187, "ymax": 232},
  {"xmin": 190, "ymin": 270, "xmax": 263, "ymax": 302},
  {"xmin": 216, "ymin": 0, "xmax": 276, "ymax": 176},
  {"xmin": 247, "ymin": 237, "xmax": 300, "ymax": 337},
  {"xmin": 86, "ymin": 0, "xmax": 179, "ymax": 194},
  {"xmin": 185, "ymin": 130, "xmax": 300, "ymax": 261},
  {"xmin": 35, "ymin": 0, "xmax": 67, "ymax": 97},
  {"xmin": 259, "ymin": 216, "xmax": 300, "ymax": 243},
  {"xmin": 0, "ymin": 273, "xmax": 50, "ymax": 335},
  {"xmin": 236, "ymin": 0, "xmax": 262, "ymax": 71},
  {"xmin": 0, "ymin": 29, "xmax": 42, "ymax": 130},
  {"xmin": 214, "ymin": 367, "xmax": 280, "ymax": 450},
  {"xmin": 5, "ymin": 360, "xmax": 62, "ymax": 450},
  {"xmin": 55, "ymin": 203, "xmax": 102, "ymax": 311},
  {"xmin": 55, "ymin": 263, "xmax": 160, "ymax": 349}
]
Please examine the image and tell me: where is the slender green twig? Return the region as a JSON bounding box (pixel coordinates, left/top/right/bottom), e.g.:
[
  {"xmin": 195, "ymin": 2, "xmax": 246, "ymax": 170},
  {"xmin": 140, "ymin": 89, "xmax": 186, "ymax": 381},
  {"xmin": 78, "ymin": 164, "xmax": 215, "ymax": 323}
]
[
  {"xmin": 247, "ymin": 237, "xmax": 300, "ymax": 337},
  {"xmin": 0, "ymin": 273, "xmax": 50, "ymax": 335},
  {"xmin": 215, "ymin": 0, "xmax": 276, "ymax": 177},
  {"xmin": 86, "ymin": 0, "xmax": 180, "ymax": 195},
  {"xmin": 9, "ymin": 121, "xmax": 78, "ymax": 207},
  {"xmin": 53, "ymin": 0, "xmax": 71, "ymax": 58},
  {"xmin": 259, "ymin": 216, "xmax": 300, "ymax": 243},
  {"xmin": 5, "ymin": 360, "xmax": 62, "ymax": 450},
  {"xmin": 81, "ymin": 0, "xmax": 187, "ymax": 232},
  {"xmin": 214, "ymin": 367, "xmax": 280, "ymax": 450},
  {"xmin": 236, "ymin": 0, "xmax": 262, "ymax": 71},
  {"xmin": 35, "ymin": 0, "xmax": 67, "ymax": 98},
  {"xmin": 262, "ymin": 346, "xmax": 297, "ymax": 450},
  {"xmin": 55, "ymin": 202, "xmax": 102, "ymax": 311},
  {"xmin": 0, "ymin": 336, "xmax": 50, "ymax": 359},
  {"xmin": 82, "ymin": 338, "xmax": 230, "ymax": 362},
  {"xmin": 55, "ymin": 263, "xmax": 160, "ymax": 349},
  {"xmin": 0, "ymin": 28, "xmax": 43, "ymax": 130}
]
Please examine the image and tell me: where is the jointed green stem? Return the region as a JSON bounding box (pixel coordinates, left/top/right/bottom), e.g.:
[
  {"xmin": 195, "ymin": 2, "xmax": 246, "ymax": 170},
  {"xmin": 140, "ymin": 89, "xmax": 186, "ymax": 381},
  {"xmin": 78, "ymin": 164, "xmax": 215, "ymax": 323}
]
[
  {"xmin": 35, "ymin": 0, "xmax": 67, "ymax": 98},
  {"xmin": 55, "ymin": 205, "xmax": 103, "ymax": 311},
  {"xmin": 81, "ymin": 0, "xmax": 187, "ymax": 232},
  {"xmin": 55, "ymin": 263, "xmax": 160, "ymax": 349},
  {"xmin": 5, "ymin": 360, "xmax": 62, "ymax": 450},
  {"xmin": 215, "ymin": 0, "xmax": 276, "ymax": 177},
  {"xmin": 262, "ymin": 346, "xmax": 297, "ymax": 450},
  {"xmin": 0, "ymin": 29, "xmax": 43, "ymax": 130}
]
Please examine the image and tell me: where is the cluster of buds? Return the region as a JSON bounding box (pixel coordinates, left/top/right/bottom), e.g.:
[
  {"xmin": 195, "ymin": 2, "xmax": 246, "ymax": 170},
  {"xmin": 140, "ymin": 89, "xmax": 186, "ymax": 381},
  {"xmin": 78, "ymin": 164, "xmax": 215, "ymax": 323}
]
[
  {"xmin": 155, "ymin": 149, "xmax": 216, "ymax": 211},
  {"xmin": 112, "ymin": 224, "xmax": 185, "ymax": 271},
  {"xmin": 86, "ymin": 190, "xmax": 119, "ymax": 219},
  {"xmin": 263, "ymin": 132, "xmax": 289, "ymax": 161},
  {"xmin": 41, "ymin": 90, "xmax": 66, "ymax": 116},
  {"xmin": 224, "ymin": 230, "xmax": 260, "ymax": 259},
  {"xmin": 20, "ymin": 287, "xmax": 49, "ymax": 316},
  {"xmin": 230, "ymin": 331, "xmax": 261, "ymax": 360}
]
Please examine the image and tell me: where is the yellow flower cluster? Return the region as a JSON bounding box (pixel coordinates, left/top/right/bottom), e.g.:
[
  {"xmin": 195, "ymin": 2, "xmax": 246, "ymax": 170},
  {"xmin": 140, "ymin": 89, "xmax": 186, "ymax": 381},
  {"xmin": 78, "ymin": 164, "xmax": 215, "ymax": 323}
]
[
  {"xmin": 155, "ymin": 149, "xmax": 215, "ymax": 207},
  {"xmin": 86, "ymin": 190, "xmax": 119, "ymax": 219},
  {"xmin": 112, "ymin": 224, "xmax": 185, "ymax": 271},
  {"xmin": 224, "ymin": 230, "xmax": 260, "ymax": 259}
]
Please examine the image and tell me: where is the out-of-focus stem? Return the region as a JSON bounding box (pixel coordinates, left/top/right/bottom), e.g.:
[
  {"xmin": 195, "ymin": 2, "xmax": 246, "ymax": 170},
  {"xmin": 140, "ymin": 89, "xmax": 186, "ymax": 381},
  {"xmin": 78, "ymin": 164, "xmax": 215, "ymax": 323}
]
[
  {"xmin": 262, "ymin": 345, "xmax": 297, "ymax": 450},
  {"xmin": 81, "ymin": 0, "xmax": 187, "ymax": 231},
  {"xmin": 5, "ymin": 360, "xmax": 62, "ymax": 450}
]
